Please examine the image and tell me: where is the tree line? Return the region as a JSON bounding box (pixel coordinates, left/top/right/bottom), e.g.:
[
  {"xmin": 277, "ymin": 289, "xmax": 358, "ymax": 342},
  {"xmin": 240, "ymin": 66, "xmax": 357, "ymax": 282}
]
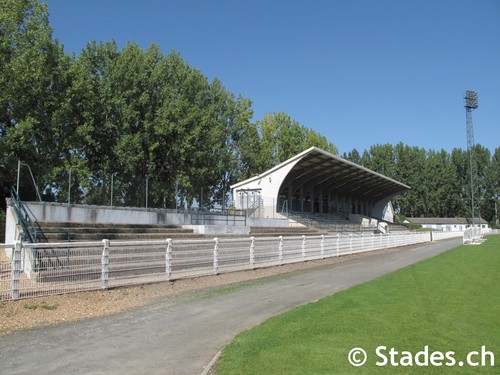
[
  {"xmin": 1, "ymin": 0, "xmax": 498, "ymax": 227},
  {"xmin": 343, "ymin": 144, "xmax": 499, "ymax": 224},
  {"xmin": 0, "ymin": 0, "xmax": 336, "ymax": 212}
]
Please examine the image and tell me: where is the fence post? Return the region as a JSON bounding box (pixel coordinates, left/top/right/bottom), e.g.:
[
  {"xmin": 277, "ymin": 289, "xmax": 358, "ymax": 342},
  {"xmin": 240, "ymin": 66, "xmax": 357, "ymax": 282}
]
[
  {"xmin": 320, "ymin": 235, "xmax": 325, "ymax": 258},
  {"xmin": 301, "ymin": 235, "xmax": 306, "ymax": 259},
  {"xmin": 349, "ymin": 234, "xmax": 353, "ymax": 254},
  {"xmin": 336, "ymin": 234, "xmax": 340, "ymax": 256},
  {"xmin": 213, "ymin": 238, "xmax": 219, "ymax": 275},
  {"xmin": 11, "ymin": 240, "xmax": 22, "ymax": 300},
  {"xmin": 278, "ymin": 236, "xmax": 283, "ymax": 265},
  {"xmin": 250, "ymin": 236, "xmax": 255, "ymax": 269},
  {"xmin": 166, "ymin": 238, "xmax": 173, "ymax": 281},
  {"xmin": 361, "ymin": 233, "xmax": 364, "ymax": 251},
  {"xmin": 371, "ymin": 233, "xmax": 374, "ymax": 250},
  {"xmin": 101, "ymin": 239, "xmax": 110, "ymax": 290}
]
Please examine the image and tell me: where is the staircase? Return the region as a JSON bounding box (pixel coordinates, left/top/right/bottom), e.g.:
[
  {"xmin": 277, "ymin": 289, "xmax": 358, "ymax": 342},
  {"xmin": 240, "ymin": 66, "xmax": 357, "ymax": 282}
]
[{"xmin": 284, "ymin": 210, "xmax": 371, "ymax": 234}]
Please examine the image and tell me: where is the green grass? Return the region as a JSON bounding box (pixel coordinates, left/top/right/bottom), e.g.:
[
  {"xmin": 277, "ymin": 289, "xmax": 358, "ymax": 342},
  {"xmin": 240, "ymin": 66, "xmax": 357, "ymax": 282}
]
[
  {"xmin": 22, "ymin": 300, "xmax": 58, "ymax": 311},
  {"xmin": 217, "ymin": 235, "xmax": 500, "ymax": 374}
]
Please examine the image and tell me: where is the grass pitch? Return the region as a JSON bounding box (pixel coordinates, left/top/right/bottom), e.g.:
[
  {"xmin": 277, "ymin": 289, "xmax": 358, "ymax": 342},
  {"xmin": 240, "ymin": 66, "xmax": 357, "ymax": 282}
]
[{"xmin": 216, "ymin": 235, "xmax": 500, "ymax": 374}]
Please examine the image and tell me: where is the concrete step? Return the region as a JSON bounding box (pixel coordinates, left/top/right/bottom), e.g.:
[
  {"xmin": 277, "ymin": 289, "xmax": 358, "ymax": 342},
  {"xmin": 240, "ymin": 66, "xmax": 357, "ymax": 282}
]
[
  {"xmin": 36, "ymin": 221, "xmax": 182, "ymax": 229},
  {"xmin": 250, "ymin": 226, "xmax": 323, "ymax": 235},
  {"xmin": 35, "ymin": 221, "xmax": 200, "ymax": 242},
  {"xmin": 38, "ymin": 227, "xmax": 195, "ymax": 234},
  {"xmin": 41, "ymin": 232, "xmax": 205, "ymax": 242}
]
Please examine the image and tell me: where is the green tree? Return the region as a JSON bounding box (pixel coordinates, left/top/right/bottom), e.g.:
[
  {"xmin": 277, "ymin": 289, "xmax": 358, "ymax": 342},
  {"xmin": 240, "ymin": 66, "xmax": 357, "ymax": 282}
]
[
  {"xmin": 0, "ymin": 0, "xmax": 71, "ymax": 201},
  {"xmin": 473, "ymin": 145, "xmax": 494, "ymax": 223},
  {"xmin": 255, "ymin": 112, "xmax": 337, "ymax": 172},
  {"xmin": 342, "ymin": 148, "xmax": 361, "ymax": 164},
  {"xmin": 491, "ymin": 148, "xmax": 500, "ymax": 225},
  {"xmin": 393, "ymin": 143, "xmax": 427, "ymax": 217},
  {"xmin": 423, "ymin": 149, "xmax": 462, "ymax": 217},
  {"xmin": 65, "ymin": 40, "xmax": 119, "ymax": 204},
  {"xmin": 1, "ymin": 0, "xmax": 341, "ymax": 213},
  {"xmin": 360, "ymin": 144, "xmax": 396, "ymax": 179}
]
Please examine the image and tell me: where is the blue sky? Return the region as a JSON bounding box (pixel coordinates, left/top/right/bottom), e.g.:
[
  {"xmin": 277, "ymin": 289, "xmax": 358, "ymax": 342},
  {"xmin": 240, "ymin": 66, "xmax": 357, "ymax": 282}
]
[{"xmin": 44, "ymin": 0, "xmax": 499, "ymax": 155}]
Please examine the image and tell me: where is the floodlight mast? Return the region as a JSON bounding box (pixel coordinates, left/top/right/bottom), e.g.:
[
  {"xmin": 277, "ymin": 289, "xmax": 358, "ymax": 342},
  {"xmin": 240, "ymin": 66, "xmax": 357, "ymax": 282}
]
[{"xmin": 464, "ymin": 90, "xmax": 478, "ymax": 226}]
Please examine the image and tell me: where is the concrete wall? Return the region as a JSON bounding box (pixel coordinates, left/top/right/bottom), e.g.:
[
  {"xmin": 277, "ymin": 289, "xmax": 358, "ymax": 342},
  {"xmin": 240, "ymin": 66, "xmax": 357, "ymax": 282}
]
[
  {"xmin": 349, "ymin": 213, "xmax": 378, "ymax": 227},
  {"xmin": 247, "ymin": 216, "xmax": 289, "ymax": 227},
  {"xmin": 232, "ymin": 155, "xmax": 302, "ymax": 210},
  {"xmin": 182, "ymin": 225, "xmax": 251, "ymax": 235},
  {"xmin": 248, "ymin": 199, "xmax": 289, "ymax": 221},
  {"xmin": 25, "ymin": 201, "xmax": 190, "ymax": 226},
  {"xmin": 372, "ymin": 195, "xmax": 396, "ymax": 223},
  {"xmin": 6, "ymin": 202, "xmax": 290, "ymax": 235},
  {"xmin": 4, "ymin": 206, "xmax": 18, "ymax": 257}
]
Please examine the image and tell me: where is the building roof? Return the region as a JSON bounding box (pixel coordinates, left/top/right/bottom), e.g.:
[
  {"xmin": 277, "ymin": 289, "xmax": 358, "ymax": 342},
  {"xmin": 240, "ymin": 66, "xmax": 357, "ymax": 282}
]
[
  {"xmin": 279, "ymin": 147, "xmax": 410, "ymax": 201},
  {"xmin": 231, "ymin": 147, "xmax": 410, "ymax": 202},
  {"xmin": 406, "ymin": 217, "xmax": 488, "ymax": 225}
]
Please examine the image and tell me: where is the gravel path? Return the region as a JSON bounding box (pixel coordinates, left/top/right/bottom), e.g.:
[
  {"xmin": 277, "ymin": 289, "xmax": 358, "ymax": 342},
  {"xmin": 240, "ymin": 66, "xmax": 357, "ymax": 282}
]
[{"xmin": 0, "ymin": 238, "xmax": 461, "ymax": 374}]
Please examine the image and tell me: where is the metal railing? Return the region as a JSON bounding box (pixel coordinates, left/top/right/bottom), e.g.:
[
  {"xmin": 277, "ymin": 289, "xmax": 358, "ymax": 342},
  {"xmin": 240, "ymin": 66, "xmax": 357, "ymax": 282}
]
[
  {"xmin": 191, "ymin": 210, "xmax": 247, "ymax": 226},
  {"xmin": 0, "ymin": 231, "xmax": 438, "ymax": 301},
  {"xmin": 9, "ymin": 187, "xmax": 40, "ymax": 243},
  {"xmin": 463, "ymin": 227, "xmax": 483, "ymax": 244},
  {"xmin": 246, "ymin": 197, "xmax": 263, "ymax": 217}
]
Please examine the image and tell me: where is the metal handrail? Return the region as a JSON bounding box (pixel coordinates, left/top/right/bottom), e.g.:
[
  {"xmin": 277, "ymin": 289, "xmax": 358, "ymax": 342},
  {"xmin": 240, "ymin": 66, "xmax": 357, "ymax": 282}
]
[
  {"xmin": 191, "ymin": 210, "xmax": 247, "ymax": 226},
  {"xmin": 9, "ymin": 187, "xmax": 40, "ymax": 243},
  {"xmin": 245, "ymin": 197, "xmax": 263, "ymax": 217}
]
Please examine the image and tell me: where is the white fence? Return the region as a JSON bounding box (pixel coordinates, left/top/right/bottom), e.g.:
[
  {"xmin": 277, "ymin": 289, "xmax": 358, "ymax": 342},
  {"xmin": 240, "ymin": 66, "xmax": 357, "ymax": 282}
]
[
  {"xmin": 463, "ymin": 227, "xmax": 484, "ymax": 244},
  {"xmin": 2, "ymin": 232, "xmax": 437, "ymax": 301},
  {"xmin": 432, "ymin": 231, "xmax": 464, "ymax": 241}
]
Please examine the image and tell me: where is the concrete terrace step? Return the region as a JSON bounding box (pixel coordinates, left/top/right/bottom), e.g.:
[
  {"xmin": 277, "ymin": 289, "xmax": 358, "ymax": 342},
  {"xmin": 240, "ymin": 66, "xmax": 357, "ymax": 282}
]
[
  {"xmin": 39, "ymin": 227, "xmax": 195, "ymax": 235},
  {"xmin": 35, "ymin": 221, "xmax": 200, "ymax": 242},
  {"xmin": 41, "ymin": 232, "xmax": 206, "ymax": 241},
  {"xmin": 250, "ymin": 226, "xmax": 325, "ymax": 236},
  {"xmin": 36, "ymin": 222, "xmax": 186, "ymax": 231}
]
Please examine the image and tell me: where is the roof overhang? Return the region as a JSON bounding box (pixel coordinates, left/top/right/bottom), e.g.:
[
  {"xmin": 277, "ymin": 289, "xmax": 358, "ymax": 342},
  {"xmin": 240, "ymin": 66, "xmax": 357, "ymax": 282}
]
[
  {"xmin": 279, "ymin": 147, "xmax": 410, "ymax": 201},
  {"xmin": 231, "ymin": 147, "xmax": 410, "ymax": 203}
]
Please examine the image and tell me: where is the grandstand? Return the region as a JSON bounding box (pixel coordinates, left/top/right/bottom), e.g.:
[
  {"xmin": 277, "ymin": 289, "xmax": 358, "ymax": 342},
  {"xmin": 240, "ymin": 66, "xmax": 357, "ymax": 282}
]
[
  {"xmin": 5, "ymin": 147, "xmax": 410, "ymax": 245},
  {"xmin": 231, "ymin": 147, "xmax": 410, "ymax": 234},
  {"xmin": 2, "ymin": 147, "xmax": 417, "ymax": 299}
]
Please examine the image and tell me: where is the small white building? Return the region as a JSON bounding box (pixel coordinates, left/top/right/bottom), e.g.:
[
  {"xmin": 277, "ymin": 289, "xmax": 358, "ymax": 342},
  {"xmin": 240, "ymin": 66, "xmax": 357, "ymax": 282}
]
[{"xmin": 404, "ymin": 217, "xmax": 489, "ymax": 232}]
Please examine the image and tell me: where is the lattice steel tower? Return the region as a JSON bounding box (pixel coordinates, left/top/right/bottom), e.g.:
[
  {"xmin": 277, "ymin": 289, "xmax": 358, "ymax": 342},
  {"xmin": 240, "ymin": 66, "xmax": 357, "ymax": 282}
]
[{"xmin": 464, "ymin": 90, "xmax": 478, "ymax": 225}]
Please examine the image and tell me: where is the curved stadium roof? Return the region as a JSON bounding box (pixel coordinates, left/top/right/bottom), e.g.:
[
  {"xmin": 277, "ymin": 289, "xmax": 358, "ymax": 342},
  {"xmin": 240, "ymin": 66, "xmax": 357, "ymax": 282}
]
[
  {"xmin": 279, "ymin": 147, "xmax": 410, "ymax": 202},
  {"xmin": 231, "ymin": 147, "xmax": 410, "ymax": 218}
]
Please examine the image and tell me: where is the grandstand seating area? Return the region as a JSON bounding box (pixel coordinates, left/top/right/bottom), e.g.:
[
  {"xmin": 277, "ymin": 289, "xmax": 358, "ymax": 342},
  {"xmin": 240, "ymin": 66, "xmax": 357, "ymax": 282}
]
[
  {"xmin": 284, "ymin": 210, "xmax": 408, "ymax": 234},
  {"xmin": 34, "ymin": 221, "xmax": 325, "ymax": 243},
  {"xmin": 36, "ymin": 222, "xmax": 203, "ymax": 242}
]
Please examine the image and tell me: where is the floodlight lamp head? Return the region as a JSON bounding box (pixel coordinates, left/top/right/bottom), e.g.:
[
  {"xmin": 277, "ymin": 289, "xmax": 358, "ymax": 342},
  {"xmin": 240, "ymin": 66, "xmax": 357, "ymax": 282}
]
[{"xmin": 464, "ymin": 90, "xmax": 478, "ymax": 109}]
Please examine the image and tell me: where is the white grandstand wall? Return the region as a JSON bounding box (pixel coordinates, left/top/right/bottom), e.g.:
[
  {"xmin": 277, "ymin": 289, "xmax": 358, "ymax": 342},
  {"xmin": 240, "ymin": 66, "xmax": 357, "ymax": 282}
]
[
  {"xmin": 24, "ymin": 201, "xmax": 188, "ymax": 225},
  {"xmin": 245, "ymin": 195, "xmax": 288, "ymax": 220},
  {"xmin": 348, "ymin": 213, "xmax": 379, "ymax": 228},
  {"xmin": 4, "ymin": 205, "xmax": 19, "ymax": 258},
  {"xmin": 5, "ymin": 201, "xmax": 289, "ymax": 236},
  {"xmin": 372, "ymin": 195, "xmax": 398, "ymax": 223},
  {"xmin": 231, "ymin": 151, "xmax": 303, "ymax": 211}
]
